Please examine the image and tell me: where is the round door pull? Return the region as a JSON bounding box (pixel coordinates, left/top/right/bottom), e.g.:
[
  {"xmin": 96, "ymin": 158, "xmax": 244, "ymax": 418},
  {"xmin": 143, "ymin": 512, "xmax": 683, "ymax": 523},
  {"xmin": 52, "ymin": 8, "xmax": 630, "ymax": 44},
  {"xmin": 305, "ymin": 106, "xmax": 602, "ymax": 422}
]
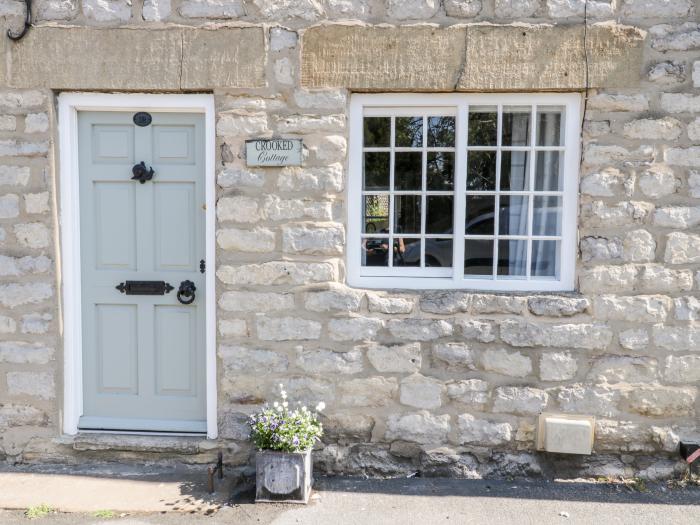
[
  {"xmin": 131, "ymin": 161, "xmax": 155, "ymax": 184},
  {"xmin": 177, "ymin": 280, "xmax": 196, "ymax": 305}
]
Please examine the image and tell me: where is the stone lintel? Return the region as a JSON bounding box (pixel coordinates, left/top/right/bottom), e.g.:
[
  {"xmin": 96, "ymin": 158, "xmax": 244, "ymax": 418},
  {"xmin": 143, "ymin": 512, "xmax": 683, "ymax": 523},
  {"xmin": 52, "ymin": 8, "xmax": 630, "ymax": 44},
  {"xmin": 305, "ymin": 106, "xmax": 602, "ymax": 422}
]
[
  {"xmin": 7, "ymin": 27, "xmax": 266, "ymax": 90},
  {"xmin": 302, "ymin": 23, "xmax": 646, "ymax": 91}
]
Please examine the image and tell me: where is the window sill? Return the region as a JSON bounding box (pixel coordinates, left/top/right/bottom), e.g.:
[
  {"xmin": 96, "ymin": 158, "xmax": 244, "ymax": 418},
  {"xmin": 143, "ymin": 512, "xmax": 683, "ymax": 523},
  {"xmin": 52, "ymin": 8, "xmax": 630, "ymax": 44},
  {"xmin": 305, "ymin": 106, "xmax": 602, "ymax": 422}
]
[{"xmin": 347, "ymin": 274, "xmax": 574, "ymax": 292}]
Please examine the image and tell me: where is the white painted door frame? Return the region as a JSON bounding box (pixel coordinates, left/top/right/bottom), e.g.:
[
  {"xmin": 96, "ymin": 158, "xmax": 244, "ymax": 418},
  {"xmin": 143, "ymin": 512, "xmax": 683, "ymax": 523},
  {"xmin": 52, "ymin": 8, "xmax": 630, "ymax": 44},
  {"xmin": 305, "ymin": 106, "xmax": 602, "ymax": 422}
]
[{"xmin": 58, "ymin": 93, "xmax": 218, "ymax": 438}]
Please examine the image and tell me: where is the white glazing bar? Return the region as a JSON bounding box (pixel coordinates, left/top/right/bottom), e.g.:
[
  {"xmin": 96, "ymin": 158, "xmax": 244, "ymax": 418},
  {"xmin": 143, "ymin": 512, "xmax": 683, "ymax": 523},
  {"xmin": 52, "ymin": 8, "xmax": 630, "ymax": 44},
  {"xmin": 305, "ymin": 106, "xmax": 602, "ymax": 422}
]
[
  {"xmin": 493, "ymin": 104, "xmax": 502, "ymax": 279},
  {"xmin": 526, "ymin": 104, "xmax": 537, "ymax": 279},
  {"xmin": 420, "ymin": 115, "xmax": 427, "ymax": 268},
  {"xmin": 388, "ymin": 116, "xmax": 395, "ymax": 268},
  {"xmin": 453, "ymin": 103, "xmax": 468, "ymax": 281}
]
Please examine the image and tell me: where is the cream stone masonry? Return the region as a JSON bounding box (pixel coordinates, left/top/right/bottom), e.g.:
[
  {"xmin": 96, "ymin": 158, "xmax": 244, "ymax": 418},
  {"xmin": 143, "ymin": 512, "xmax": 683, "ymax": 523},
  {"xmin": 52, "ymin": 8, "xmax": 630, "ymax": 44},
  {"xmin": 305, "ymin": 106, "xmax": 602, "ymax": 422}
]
[
  {"xmin": 0, "ymin": 0, "xmax": 697, "ymax": 481},
  {"xmin": 301, "ymin": 23, "xmax": 645, "ymax": 90},
  {"xmin": 7, "ymin": 27, "xmax": 266, "ymax": 90}
]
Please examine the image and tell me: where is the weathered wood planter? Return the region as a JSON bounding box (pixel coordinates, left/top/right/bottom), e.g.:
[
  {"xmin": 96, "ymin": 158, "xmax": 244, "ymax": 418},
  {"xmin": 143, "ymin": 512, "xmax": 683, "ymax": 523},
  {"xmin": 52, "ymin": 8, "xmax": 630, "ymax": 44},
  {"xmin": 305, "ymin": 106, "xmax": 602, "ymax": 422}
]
[{"xmin": 255, "ymin": 449, "xmax": 313, "ymax": 504}]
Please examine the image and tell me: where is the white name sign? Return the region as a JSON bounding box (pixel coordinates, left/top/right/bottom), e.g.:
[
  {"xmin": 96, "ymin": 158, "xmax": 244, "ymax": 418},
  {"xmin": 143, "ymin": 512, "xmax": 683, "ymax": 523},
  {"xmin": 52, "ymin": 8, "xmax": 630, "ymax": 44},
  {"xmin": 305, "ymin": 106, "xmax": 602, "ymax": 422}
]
[{"xmin": 246, "ymin": 139, "xmax": 303, "ymax": 167}]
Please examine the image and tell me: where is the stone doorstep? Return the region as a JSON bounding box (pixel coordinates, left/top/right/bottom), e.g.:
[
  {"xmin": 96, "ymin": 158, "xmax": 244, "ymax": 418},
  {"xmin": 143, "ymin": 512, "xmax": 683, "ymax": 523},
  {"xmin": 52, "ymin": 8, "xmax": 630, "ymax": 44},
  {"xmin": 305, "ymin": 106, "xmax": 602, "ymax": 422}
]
[
  {"xmin": 0, "ymin": 463, "xmax": 235, "ymax": 512},
  {"xmin": 71, "ymin": 433, "xmax": 214, "ymax": 454}
]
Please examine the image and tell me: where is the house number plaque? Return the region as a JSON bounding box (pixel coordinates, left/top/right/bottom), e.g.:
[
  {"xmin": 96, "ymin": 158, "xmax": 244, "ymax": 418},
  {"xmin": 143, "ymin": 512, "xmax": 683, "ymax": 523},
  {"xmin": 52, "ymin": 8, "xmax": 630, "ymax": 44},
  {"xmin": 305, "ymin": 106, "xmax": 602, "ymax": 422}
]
[{"xmin": 246, "ymin": 139, "xmax": 303, "ymax": 167}]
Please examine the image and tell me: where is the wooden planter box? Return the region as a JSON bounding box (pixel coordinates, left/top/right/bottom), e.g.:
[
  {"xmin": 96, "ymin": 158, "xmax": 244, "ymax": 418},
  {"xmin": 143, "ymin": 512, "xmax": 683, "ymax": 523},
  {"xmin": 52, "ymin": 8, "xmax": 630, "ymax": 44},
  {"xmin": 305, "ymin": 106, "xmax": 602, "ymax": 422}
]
[{"xmin": 255, "ymin": 449, "xmax": 313, "ymax": 504}]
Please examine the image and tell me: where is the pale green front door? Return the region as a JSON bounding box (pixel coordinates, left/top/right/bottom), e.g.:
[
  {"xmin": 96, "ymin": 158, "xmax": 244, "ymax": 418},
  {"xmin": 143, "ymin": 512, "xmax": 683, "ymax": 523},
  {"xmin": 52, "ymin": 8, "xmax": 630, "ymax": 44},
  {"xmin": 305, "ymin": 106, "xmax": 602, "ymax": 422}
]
[{"xmin": 78, "ymin": 111, "xmax": 206, "ymax": 433}]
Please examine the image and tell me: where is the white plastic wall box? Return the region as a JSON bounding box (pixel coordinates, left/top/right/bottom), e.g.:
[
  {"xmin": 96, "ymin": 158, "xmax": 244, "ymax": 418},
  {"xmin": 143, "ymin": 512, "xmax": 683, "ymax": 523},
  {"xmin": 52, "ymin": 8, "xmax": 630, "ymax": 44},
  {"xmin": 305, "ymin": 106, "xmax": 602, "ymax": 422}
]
[{"xmin": 536, "ymin": 413, "xmax": 595, "ymax": 455}]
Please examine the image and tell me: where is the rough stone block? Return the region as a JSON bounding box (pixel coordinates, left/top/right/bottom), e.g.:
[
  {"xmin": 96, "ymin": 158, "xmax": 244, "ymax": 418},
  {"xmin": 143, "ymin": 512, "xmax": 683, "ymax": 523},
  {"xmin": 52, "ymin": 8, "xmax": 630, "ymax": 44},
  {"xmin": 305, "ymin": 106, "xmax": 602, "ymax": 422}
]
[
  {"xmin": 366, "ymin": 342, "xmax": 421, "ymax": 373},
  {"xmin": 457, "ymin": 414, "xmax": 512, "ymax": 446},
  {"xmin": 386, "ymin": 411, "xmax": 450, "ymax": 444},
  {"xmin": 296, "ymin": 348, "xmax": 363, "ymax": 375},
  {"xmin": 6, "ymin": 371, "xmax": 55, "ymax": 399},
  {"xmin": 492, "ymin": 387, "xmax": 548, "ymax": 415},
  {"xmin": 399, "ymin": 375, "xmax": 443, "ymax": 409},
  {"xmin": 331, "ymin": 21, "xmax": 643, "ymax": 91},
  {"xmin": 256, "ymin": 317, "xmax": 321, "ymax": 341},
  {"xmin": 432, "ymin": 342, "xmax": 474, "ymax": 370},
  {"xmin": 339, "ymin": 377, "xmax": 397, "ymax": 407},
  {"xmin": 9, "ymin": 27, "xmax": 265, "ymax": 90},
  {"xmin": 301, "ymin": 24, "xmax": 465, "ymax": 90}
]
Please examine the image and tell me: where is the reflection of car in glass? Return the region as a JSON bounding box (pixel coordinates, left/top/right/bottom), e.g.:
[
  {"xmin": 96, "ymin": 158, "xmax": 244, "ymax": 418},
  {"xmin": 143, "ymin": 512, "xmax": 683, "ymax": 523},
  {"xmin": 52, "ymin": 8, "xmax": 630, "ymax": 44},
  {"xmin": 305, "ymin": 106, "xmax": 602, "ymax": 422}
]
[
  {"xmin": 400, "ymin": 203, "xmax": 560, "ymax": 271},
  {"xmin": 401, "ymin": 237, "xmax": 452, "ymax": 267}
]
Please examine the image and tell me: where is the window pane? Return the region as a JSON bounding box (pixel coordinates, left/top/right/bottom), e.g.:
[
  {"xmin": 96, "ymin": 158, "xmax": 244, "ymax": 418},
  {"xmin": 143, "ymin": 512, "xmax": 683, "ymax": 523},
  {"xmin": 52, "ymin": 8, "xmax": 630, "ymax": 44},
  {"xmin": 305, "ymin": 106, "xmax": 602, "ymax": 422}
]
[
  {"xmin": 498, "ymin": 196, "xmax": 528, "ymax": 236},
  {"xmin": 464, "ymin": 239, "xmax": 493, "ymax": 276},
  {"xmin": 364, "ymin": 117, "xmax": 390, "ymax": 147},
  {"xmin": 426, "ymin": 196, "xmax": 453, "ymax": 234},
  {"xmin": 537, "ymin": 109, "xmax": 563, "ymax": 146},
  {"xmin": 502, "ymin": 108, "xmax": 530, "ymax": 146},
  {"xmin": 465, "ymin": 195, "xmax": 495, "ymax": 235},
  {"xmin": 394, "ymin": 195, "xmax": 421, "ymax": 234},
  {"xmin": 500, "ymin": 151, "xmax": 529, "ymax": 191},
  {"xmin": 427, "ymin": 152, "xmax": 454, "ymax": 190},
  {"xmin": 395, "ymin": 238, "xmax": 421, "ymax": 267},
  {"xmin": 497, "ymin": 239, "xmax": 527, "ymax": 277},
  {"xmin": 468, "ymin": 108, "xmax": 497, "ymax": 146},
  {"xmin": 531, "ymin": 240, "xmax": 559, "ymax": 278},
  {"xmin": 362, "ymin": 237, "xmax": 389, "ymax": 266},
  {"xmin": 535, "ymin": 151, "xmax": 562, "ymax": 191},
  {"xmin": 363, "ymin": 195, "xmax": 389, "ymax": 233},
  {"xmin": 364, "ymin": 152, "xmax": 390, "ymax": 190},
  {"xmin": 395, "ymin": 116, "xmax": 423, "ymax": 147},
  {"xmin": 428, "ymin": 116, "xmax": 455, "ymax": 147},
  {"xmin": 467, "ymin": 151, "xmax": 496, "ymax": 191},
  {"xmin": 533, "ymin": 196, "xmax": 562, "ymax": 236},
  {"xmin": 425, "ymin": 238, "xmax": 453, "ymax": 267},
  {"xmin": 395, "ymin": 152, "xmax": 422, "ymax": 190}
]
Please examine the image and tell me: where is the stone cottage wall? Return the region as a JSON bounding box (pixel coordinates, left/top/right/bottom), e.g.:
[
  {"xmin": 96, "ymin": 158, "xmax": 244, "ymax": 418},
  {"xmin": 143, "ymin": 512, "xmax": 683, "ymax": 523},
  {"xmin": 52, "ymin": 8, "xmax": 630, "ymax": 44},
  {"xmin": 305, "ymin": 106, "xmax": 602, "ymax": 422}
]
[{"xmin": 0, "ymin": 0, "xmax": 699, "ymax": 478}]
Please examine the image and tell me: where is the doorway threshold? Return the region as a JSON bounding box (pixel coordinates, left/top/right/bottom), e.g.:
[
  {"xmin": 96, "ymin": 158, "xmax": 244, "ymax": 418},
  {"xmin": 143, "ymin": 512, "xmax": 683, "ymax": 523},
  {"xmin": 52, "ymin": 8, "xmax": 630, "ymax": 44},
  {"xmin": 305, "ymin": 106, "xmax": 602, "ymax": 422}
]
[{"xmin": 71, "ymin": 432, "xmax": 212, "ymax": 455}]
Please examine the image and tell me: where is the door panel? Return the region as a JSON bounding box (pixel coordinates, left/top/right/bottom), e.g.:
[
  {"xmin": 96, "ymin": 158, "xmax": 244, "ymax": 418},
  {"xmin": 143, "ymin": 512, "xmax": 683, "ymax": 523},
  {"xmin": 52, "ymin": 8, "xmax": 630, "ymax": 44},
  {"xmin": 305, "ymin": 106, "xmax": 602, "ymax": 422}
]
[
  {"xmin": 93, "ymin": 182, "xmax": 137, "ymax": 270},
  {"xmin": 92, "ymin": 125, "xmax": 134, "ymax": 163},
  {"xmin": 96, "ymin": 304, "xmax": 138, "ymax": 394},
  {"xmin": 155, "ymin": 305, "xmax": 196, "ymax": 396},
  {"xmin": 153, "ymin": 125, "xmax": 195, "ymax": 164},
  {"xmin": 78, "ymin": 111, "xmax": 206, "ymax": 433},
  {"xmin": 154, "ymin": 182, "xmax": 196, "ymax": 271}
]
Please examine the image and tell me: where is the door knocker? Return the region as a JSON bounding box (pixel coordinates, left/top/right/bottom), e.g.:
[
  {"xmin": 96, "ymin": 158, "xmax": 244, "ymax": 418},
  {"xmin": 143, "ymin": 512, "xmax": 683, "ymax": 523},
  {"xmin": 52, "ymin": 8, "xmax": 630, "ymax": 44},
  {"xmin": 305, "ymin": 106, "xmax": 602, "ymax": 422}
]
[
  {"xmin": 132, "ymin": 161, "xmax": 155, "ymax": 184},
  {"xmin": 177, "ymin": 280, "xmax": 196, "ymax": 305}
]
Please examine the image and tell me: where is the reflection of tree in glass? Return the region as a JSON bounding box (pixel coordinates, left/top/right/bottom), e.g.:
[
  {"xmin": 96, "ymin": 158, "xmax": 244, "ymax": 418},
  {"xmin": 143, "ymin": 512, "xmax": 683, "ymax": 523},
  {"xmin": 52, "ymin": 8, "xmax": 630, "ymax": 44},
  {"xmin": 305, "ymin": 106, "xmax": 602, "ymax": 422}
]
[
  {"xmin": 364, "ymin": 195, "xmax": 389, "ymax": 232},
  {"xmin": 469, "ymin": 112, "xmax": 497, "ymax": 145},
  {"xmin": 427, "ymin": 152, "xmax": 454, "ymax": 190},
  {"xmin": 363, "ymin": 152, "xmax": 390, "ymax": 190},
  {"xmin": 467, "ymin": 151, "xmax": 497, "ymax": 191},
  {"xmin": 428, "ymin": 116, "xmax": 455, "ymax": 147},
  {"xmin": 364, "ymin": 117, "xmax": 390, "ymax": 147},
  {"xmin": 395, "ymin": 117, "xmax": 423, "ymax": 147},
  {"xmin": 395, "ymin": 195, "xmax": 421, "ymax": 233},
  {"xmin": 426, "ymin": 196, "xmax": 453, "ymax": 234}
]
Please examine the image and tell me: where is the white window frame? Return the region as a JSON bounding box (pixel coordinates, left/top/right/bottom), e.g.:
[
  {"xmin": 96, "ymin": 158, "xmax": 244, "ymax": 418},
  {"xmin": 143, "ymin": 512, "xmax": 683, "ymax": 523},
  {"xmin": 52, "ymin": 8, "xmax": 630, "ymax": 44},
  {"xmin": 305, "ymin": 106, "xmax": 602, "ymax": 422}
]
[{"xmin": 347, "ymin": 93, "xmax": 581, "ymax": 292}]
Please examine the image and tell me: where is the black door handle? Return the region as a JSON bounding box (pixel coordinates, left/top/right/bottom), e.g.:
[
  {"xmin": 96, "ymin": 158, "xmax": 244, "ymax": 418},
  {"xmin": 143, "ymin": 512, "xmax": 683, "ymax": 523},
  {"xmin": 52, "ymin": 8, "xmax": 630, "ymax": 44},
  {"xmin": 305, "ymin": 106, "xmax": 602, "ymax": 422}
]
[
  {"xmin": 177, "ymin": 280, "xmax": 196, "ymax": 305},
  {"xmin": 131, "ymin": 161, "xmax": 155, "ymax": 184}
]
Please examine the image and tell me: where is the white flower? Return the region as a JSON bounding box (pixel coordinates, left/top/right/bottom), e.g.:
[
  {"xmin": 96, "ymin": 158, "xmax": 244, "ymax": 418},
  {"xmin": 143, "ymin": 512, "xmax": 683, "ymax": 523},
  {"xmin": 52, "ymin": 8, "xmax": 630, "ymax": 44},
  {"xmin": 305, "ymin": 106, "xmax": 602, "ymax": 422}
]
[
  {"xmin": 315, "ymin": 402, "xmax": 326, "ymax": 412},
  {"xmin": 281, "ymin": 390, "xmax": 288, "ymax": 400},
  {"xmin": 283, "ymin": 401, "xmax": 288, "ymax": 408},
  {"xmin": 273, "ymin": 401, "xmax": 279, "ymax": 408},
  {"xmin": 301, "ymin": 406, "xmax": 308, "ymax": 412},
  {"xmin": 276, "ymin": 405, "xmax": 283, "ymax": 412}
]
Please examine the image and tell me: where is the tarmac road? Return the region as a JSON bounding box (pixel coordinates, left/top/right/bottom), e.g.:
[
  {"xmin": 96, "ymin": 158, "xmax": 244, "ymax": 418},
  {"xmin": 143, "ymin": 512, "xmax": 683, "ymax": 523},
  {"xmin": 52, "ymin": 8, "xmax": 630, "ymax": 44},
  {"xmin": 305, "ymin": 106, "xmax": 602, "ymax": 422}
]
[{"xmin": 1, "ymin": 477, "xmax": 699, "ymax": 525}]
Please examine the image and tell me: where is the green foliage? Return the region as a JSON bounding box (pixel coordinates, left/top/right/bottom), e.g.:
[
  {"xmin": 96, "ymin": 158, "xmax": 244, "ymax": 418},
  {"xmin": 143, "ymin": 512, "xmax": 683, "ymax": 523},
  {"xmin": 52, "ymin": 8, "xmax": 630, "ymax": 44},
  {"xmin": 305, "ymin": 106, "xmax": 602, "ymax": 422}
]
[
  {"xmin": 25, "ymin": 504, "xmax": 53, "ymax": 519},
  {"xmin": 93, "ymin": 510, "xmax": 116, "ymax": 518},
  {"xmin": 248, "ymin": 385, "xmax": 324, "ymax": 453}
]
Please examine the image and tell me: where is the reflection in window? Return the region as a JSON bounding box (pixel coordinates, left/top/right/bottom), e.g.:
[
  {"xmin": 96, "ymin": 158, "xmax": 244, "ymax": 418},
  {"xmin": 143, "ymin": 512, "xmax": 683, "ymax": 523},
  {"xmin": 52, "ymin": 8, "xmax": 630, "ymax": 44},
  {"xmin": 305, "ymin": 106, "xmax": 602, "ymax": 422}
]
[
  {"xmin": 360, "ymin": 113, "xmax": 455, "ymax": 269},
  {"xmin": 357, "ymin": 100, "xmax": 571, "ymax": 289}
]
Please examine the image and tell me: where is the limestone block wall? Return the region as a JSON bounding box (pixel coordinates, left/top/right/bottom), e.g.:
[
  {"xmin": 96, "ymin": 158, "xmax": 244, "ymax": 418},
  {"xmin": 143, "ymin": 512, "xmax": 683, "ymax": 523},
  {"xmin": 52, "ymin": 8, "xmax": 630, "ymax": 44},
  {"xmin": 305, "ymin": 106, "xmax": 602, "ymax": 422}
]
[{"xmin": 0, "ymin": 0, "xmax": 699, "ymax": 478}]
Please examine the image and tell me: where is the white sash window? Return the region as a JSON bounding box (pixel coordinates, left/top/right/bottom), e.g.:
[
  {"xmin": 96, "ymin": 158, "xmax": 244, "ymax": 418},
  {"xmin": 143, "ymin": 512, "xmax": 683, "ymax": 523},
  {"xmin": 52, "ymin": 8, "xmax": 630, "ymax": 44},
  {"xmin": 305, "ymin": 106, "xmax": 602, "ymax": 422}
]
[{"xmin": 347, "ymin": 93, "xmax": 581, "ymax": 292}]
